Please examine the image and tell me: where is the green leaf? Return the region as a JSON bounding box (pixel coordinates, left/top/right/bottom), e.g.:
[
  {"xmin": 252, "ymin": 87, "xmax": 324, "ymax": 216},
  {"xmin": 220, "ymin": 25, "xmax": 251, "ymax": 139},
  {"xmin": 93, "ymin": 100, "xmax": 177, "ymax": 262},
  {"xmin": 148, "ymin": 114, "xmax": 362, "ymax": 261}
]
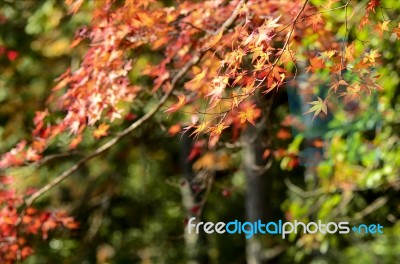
[{"xmin": 303, "ymin": 96, "xmax": 328, "ymax": 120}]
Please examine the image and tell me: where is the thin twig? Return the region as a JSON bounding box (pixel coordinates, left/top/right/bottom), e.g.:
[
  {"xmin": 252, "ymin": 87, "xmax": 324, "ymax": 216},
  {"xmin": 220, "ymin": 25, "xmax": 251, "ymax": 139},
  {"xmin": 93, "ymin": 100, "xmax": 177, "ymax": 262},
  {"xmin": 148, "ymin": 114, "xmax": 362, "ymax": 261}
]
[{"xmin": 253, "ymin": 0, "xmax": 309, "ymax": 91}]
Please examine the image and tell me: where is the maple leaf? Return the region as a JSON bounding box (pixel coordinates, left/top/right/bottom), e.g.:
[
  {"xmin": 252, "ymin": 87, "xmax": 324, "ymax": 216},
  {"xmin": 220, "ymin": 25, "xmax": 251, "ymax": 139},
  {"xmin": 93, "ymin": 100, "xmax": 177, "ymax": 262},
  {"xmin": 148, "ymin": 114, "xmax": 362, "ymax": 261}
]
[
  {"xmin": 187, "ymin": 140, "xmax": 204, "ymax": 161},
  {"xmin": 312, "ymin": 139, "xmax": 325, "ymax": 148},
  {"xmin": 254, "ymin": 57, "xmax": 267, "ymax": 71},
  {"xmin": 303, "ymin": 97, "xmax": 328, "ymax": 120},
  {"xmin": 165, "ymin": 95, "xmax": 186, "ymax": 114},
  {"xmin": 231, "ymin": 91, "xmax": 240, "ymax": 107},
  {"xmin": 152, "ymin": 71, "xmax": 170, "ymax": 92},
  {"xmin": 265, "ymin": 14, "xmax": 282, "ymax": 28},
  {"xmin": 359, "ymin": 16, "xmax": 369, "ymax": 29},
  {"xmin": 193, "ymin": 152, "xmax": 230, "ymax": 171},
  {"xmin": 393, "ymin": 23, "xmax": 400, "ymax": 39},
  {"xmin": 208, "ymin": 123, "xmax": 229, "ymax": 148},
  {"xmin": 33, "ymin": 110, "xmax": 49, "ymax": 132},
  {"xmin": 366, "ymin": 0, "xmax": 380, "ymax": 13},
  {"xmin": 190, "ymin": 122, "xmax": 209, "ymax": 138},
  {"xmin": 306, "ymin": 14, "xmax": 324, "ymax": 32},
  {"xmin": 32, "ymin": 139, "xmax": 47, "ymax": 153},
  {"xmin": 208, "ymin": 123, "xmax": 229, "ymax": 137},
  {"xmin": 238, "ymin": 104, "xmax": 260, "ymax": 125},
  {"xmin": 66, "ymin": 0, "xmax": 84, "ymax": 14},
  {"xmin": 363, "ymin": 49, "xmax": 380, "ymax": 64},
  {"xmin": 93, "ymin": 123, "xmax": 110, "ymax": 139},
  {"xmin": 330, "ymin": 79, "xmax": 348, "ymax": 92},
  {"xmin": 323, "ymin": 0, "xmax": 340, "ymax": 9},
  {"xmin": 271, "ymin": 66, "xmax": 286, "ymax": 81},
  {"xmin": 339, "ymin": 83, "xmax": 361, "ymax": 103},
  {"xmin": 374, "ymin": 20, "xmax": 390, "ymax": 38},
  {"xmin": 189, "ymin": 69, "xmax": 207, "ymax": 84},
  {"xmin": 69, "ymin": 135, "xmax": 83, "ymax": 150},
  {"xmin": 52, "ymin": 68, "xmax": 71, "ymax": 91},
  {"xmin": 26, "ymin": 147, "xmax": 41, "ymax": 162},
  {"xmin": 320, "ymin": 50, "xmax": 336, "ymax": 59},
  {"xmin": 345, "ymin": 43, "xmax": 355, "ymax": 62},
  {"xmin": 202, "ymin": 30, "xmax": 223, "ymax": 51},
  {"xmin": 306, "ymin": 56, "xmax": 325, "ymax": 72},
  {"xmin": 168, "ymin": 124, "xmax": 181, "ymax": 136},
  {"xmin": 276, "ymin": 47, "xmax": 294, "ymax": 64},
  {"xmin": 241, "ymin": 76, "xmax": 255, "ymax": 95},
  {"xmin": 262, "ymin": 149, "xmax": 271, "ymax": 159},
  {"xmin": 232, "ymin": 75, "xmax": 244, "ymax": 86},
  {"xmin": 276, "ymin": 129, "xmax": 291, "ymax": 140},
  {"xmin": 206, "ymin": 76, "xmax": 228, "ymax": 107},
  {"xmin": 263, "ymin": 82, "xmax": 277, "ymax": 94}
]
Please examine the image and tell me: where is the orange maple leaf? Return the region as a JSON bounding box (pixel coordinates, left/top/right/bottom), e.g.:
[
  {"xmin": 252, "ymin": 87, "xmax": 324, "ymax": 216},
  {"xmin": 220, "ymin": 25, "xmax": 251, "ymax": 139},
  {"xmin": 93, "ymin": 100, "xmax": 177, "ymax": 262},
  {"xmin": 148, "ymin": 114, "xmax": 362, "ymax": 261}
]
[
  {"xmin": 345, "ymin": 43, "xmax": 356, "ymax": 62},
  {"xmin": 306, "ymin": 14, "xmax": 324, "ymax": 32},
  {"xmin": 168, "ymin": 124, "xmax": 181, "ymax": 136},
  {"xmin": 276, "ymin": 129, "xmax": 291, "ymax": 140},
  {"xmin": 330, "ymin": 79, "xmax": 348, "ymax": 92},
  {"xmin": 366, "ymin": 0, "xmax": 380, "ymax": 13},
  {"xmin": 93, "ymin": 123, "xmax": 110, "ymax": 139},
  {"xmin": 69, "ymin": 135, "xmax": 82, "ymax": 150},
  {"xmin": 238, "ymin": 104, "xmax": 260, "ymax": 125},
  {"xmin": 208, "ymin": 123, "xmax": 229, "ymax": 137},
  {"xmin": 306, "ymin": 56, "xmax": 325, "ymax": 73},
  {"xmin": 359, "ymin": 16, "xmax": 369, "ymax": 29},
  {"xmin": 393, "ymin": 23, "xmax": 400, "ymax": 39},
  {"xmin": 202, "ymin": 30, "xmax": 223, "ymax": 51},
  {"xmin": 66, "ymin": 0, "xmax": 84, "ymax": 14},
  {"xmin": 374, "ymin": 20, "xmax": 390, "ymax": 38},
  {"xmin": 165, "ymin": 95, "xmax": 186, "ymax": 114},
  {"xmin": 271, "ymin": 66, "xmax": 286, "ymax": 81}
]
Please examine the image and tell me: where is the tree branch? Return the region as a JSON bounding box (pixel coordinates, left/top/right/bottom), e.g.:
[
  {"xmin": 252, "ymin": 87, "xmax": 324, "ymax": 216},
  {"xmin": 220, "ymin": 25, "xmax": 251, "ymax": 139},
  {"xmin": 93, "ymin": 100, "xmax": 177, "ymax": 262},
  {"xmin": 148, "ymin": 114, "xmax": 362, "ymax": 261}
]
[
  {"xmin": 353, "ymin": 196, "xmax": 388, "ymax": 221},
  {"xmin": 25, "ymin": 54, "xmax": 200, "ymax": 207},
  {"xmin": 24, "ymin": 0, "xmax": 246, "ymax": 207}
]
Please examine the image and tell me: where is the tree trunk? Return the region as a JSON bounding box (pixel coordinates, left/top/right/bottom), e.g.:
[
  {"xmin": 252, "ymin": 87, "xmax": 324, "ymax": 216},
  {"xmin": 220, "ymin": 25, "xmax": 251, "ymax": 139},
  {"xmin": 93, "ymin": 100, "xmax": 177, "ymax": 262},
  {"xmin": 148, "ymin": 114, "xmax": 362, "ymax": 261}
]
[
  {"xmin": 242, "ymin": 124, "xmax": 270, "ymax": 264},
  {"xmin": 180, "ymin": 132, "xmax": 209, "ymax": 264}
]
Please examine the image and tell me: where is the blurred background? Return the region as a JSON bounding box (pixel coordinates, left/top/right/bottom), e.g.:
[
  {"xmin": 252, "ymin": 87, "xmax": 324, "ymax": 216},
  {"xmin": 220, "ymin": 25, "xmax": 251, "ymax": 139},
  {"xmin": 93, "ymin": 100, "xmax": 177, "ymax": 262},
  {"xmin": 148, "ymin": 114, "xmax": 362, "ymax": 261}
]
[{"xmin": 1, "ymin": 0, "xmax": 400, "ymax": 263}]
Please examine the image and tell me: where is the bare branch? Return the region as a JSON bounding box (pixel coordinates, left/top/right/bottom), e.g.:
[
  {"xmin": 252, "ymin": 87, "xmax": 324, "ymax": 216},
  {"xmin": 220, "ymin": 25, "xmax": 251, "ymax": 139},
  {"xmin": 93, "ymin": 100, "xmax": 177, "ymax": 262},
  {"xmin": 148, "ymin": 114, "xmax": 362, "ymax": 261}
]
[{"xmin": 353, "ymin": 196, "xmax": 388, "ymax": 221}]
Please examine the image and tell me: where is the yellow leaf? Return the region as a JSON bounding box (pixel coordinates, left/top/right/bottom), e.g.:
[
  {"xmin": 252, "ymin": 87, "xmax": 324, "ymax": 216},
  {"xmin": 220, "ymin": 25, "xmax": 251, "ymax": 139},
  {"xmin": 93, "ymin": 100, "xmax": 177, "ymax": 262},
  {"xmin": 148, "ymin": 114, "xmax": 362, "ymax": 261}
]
[
  {"xmin": 190, "ymin": 122, "xmax": 209, "ymax": 137},
  {"xmin": 374, "ymin": 20, "xmax": 390, "ymax": 38},
  {"xmin": 202, "ymin": 30, "xmax": 223, "ymax": 51},
  {"xmin": 189, "ymin": 69, "xmax": 207, "ymax": 84}
]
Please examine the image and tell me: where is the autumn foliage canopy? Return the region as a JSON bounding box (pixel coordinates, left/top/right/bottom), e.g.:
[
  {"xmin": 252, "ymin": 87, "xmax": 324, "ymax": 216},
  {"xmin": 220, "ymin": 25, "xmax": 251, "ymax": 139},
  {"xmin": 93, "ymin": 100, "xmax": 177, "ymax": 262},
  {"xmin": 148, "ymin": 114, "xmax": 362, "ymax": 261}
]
[{"xmin": 0, "ymin": 0, "xmax": 397, "ymax": 262}]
